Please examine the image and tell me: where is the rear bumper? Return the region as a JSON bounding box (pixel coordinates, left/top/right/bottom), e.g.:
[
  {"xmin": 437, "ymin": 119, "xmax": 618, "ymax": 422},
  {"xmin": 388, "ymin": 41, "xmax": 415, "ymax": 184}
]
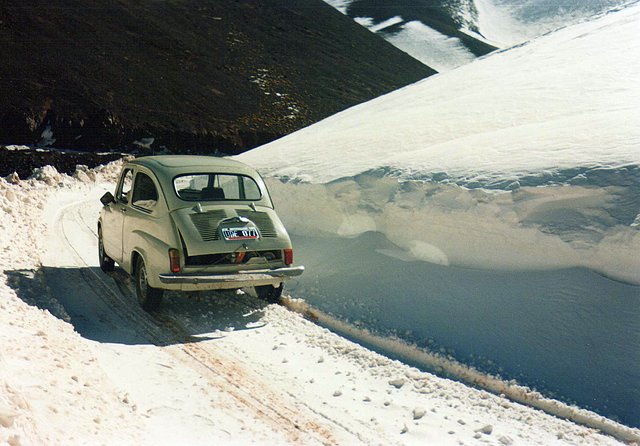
[{"xmin": 158, "ymin": 266, "xmax": 304, "ymax": 291}]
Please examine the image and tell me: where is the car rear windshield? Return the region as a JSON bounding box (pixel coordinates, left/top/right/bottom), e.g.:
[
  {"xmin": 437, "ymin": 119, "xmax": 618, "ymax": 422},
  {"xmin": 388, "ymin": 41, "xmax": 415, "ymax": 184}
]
[{"xmin": 174, "ymin": 173, "xmax": 262, "ymax": 201}]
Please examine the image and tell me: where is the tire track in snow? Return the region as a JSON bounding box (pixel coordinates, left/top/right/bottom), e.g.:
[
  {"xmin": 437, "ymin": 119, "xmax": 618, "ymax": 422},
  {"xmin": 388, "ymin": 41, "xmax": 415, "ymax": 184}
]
[{"xmin": 51, "ymin": 199, "xmax": 349, "ymax": 446}]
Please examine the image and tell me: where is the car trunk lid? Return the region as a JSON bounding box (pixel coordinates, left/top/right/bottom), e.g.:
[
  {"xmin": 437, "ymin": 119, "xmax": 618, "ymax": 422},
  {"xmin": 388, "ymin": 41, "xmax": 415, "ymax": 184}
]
[{"xmin": 170, "ymin": 203, "xmax": 284, "ymax": 257}]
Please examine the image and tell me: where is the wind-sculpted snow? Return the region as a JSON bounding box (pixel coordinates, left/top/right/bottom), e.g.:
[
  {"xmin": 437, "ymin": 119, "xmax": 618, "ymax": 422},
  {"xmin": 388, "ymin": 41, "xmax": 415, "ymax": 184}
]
[{"xmin": 266, "ymin": 170, "xmax": 640, "ymax": 284}]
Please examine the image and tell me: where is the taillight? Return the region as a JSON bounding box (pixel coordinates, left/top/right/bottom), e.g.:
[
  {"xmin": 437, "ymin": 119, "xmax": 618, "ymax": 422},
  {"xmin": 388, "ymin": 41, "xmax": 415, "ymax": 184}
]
[
  {"xmin": 169, "ymin": 249, "xmax": 181, "ymax": 273},
  {"xmin": 284, "ymin": 248, "xmax": 293, "ymax": 266}
]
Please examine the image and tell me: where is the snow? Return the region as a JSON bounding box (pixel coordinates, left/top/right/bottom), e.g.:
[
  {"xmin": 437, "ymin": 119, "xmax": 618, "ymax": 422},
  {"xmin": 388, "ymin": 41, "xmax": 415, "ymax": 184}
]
[
  {"xmin": 354, "ymin": 17, "xmax": 476, "ymax": 71},
  {"xmin": 0, "ymin": 168, "xmax": 636, "ymax": 443},
  {"xmin": 383, "ymin": 21, "xmax": 476, "ymax": 72},
  {"xmin": 473, "ymin": 0, "xmax": 633, "ymax": 47},
  {"xmin": 323, "ymin": 0, "xmax": 633, "ymax": 62},
  {"xmin": 236, "ymin": 1, "xmax": 640, "ymax": 430},
  {"xmin": 238, "ymin": 2, "xmax": 640, "ymax": 285},
  {"xmin": 1, "ymin": 3, "xmax": 639, "ymax": 445}
]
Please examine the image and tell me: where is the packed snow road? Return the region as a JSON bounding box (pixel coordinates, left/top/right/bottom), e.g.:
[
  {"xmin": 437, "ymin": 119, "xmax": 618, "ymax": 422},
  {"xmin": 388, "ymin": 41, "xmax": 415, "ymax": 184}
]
[{"xmin": 41, "ymin": 195, "xmax": 346, "ymax": 445}]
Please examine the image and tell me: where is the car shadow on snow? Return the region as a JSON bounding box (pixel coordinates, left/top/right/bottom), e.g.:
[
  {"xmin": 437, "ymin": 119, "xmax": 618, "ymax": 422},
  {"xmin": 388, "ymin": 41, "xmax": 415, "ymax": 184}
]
[{"xmin": 6, "ymin": 266, "xmax": 270, "ymax": 346}]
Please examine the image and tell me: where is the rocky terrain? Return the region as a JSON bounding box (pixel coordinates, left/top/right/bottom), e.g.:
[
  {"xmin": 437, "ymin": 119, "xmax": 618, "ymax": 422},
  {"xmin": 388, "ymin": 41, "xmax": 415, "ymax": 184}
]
[
  {"xmin": 0, "ymin": 146, "xmax": 123, "ymax": 179},
  {"xmin": 0, "ymin": 0, "xmax": 434, "ymax": 154}
]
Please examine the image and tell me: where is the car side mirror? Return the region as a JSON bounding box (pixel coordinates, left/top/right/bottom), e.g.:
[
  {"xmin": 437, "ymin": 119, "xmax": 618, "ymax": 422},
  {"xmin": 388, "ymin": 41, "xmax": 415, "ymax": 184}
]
[{"xmin": 100, "ymin": 192, "xmax": 115, "ymax": 206}]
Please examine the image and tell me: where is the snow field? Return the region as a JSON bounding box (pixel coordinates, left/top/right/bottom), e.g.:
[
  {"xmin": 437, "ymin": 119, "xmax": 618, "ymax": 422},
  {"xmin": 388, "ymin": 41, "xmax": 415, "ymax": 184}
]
[{"xmin": 239, "ymin": 3, "xmax": 640, "ymax": 285}]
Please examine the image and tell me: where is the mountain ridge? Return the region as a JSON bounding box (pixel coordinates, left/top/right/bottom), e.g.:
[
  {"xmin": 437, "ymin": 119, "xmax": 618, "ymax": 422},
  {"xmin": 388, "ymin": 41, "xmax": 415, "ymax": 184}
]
[{"xmin": 0, "ymin": 0, "xmax": 434, "ymax": 154}]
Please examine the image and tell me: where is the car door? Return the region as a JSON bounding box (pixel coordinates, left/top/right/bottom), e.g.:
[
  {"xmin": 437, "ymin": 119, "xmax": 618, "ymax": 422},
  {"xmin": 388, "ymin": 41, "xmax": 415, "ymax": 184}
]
[{"xmin": 101, "ymin": 168, "xmax": 133, "ymax": 263}]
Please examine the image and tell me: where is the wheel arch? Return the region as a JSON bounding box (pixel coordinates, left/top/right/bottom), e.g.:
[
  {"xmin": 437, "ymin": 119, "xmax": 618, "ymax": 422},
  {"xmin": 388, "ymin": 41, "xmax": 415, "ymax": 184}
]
[{"xmin": 131, "ymin": 250, "xmax": 142, "ymax": 275}]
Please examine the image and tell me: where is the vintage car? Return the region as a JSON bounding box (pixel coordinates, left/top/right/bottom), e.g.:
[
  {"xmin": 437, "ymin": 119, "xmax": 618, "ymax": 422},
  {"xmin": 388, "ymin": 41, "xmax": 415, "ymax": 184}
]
[{"xmin": 98, "ymin": 155, "xmax": 304, "ymax": 310}]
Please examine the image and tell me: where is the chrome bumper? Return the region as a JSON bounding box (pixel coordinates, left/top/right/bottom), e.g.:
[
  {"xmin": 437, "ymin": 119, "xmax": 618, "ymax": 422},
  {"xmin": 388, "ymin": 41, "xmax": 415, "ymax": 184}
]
[{"xmin": 159, "ymin": 265, "xmax": 304, "ymax": 285}]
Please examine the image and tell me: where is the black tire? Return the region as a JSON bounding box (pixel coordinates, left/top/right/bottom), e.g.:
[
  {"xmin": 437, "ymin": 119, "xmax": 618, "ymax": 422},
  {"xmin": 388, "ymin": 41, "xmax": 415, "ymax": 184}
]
[
  {"xmin": 255, "ymin": 283, "xmax": 284, "ymax": 303},
  {"xmin": 135, "ymin": 257, "xmax": 163, "ymax": 311},
  {"xmin": 98, "ymin": 227, "xmax": 115, "ymax": 273}
]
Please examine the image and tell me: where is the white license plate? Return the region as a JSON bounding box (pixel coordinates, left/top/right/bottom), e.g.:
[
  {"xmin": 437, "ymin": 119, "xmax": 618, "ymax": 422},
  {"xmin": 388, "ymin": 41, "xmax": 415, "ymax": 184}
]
[{"xmin": 222, "ymin": 227, "xmax": 259, "ymax": 240}]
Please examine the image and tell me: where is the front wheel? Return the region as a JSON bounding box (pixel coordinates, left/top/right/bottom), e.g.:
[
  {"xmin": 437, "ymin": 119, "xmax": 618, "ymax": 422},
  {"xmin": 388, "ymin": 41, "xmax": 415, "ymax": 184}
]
[
  {"xmin": 98, "ymin": 227, "xmax": 115, "ymax": 273},
  {"xmin": 255, "ymin": 283, "xmax": 284, "ymax": 303},
  {"xmin": 135, "ymin": 258, "xmax": 163, "ymax": 311}
]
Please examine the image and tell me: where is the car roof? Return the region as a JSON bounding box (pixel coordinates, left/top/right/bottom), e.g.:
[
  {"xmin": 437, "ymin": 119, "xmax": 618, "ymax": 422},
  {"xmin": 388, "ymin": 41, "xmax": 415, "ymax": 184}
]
[
  {"xmin": 129, "ymin": 155, "xmax": 251, "ymax": 172},
  {"xmin": 125, "ymin": 155, "xmax": 273, "ymax": 209}
]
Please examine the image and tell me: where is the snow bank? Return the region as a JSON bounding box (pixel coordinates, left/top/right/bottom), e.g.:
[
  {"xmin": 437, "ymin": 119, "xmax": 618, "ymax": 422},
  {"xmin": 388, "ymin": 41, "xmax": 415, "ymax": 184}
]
[
  {"xmin": 0, "ymin": 161, "xmax": 133, "ymax": 445},
  {"xmin": 264, "ymin": 175, "xmax": 640, "ymax": 284}
]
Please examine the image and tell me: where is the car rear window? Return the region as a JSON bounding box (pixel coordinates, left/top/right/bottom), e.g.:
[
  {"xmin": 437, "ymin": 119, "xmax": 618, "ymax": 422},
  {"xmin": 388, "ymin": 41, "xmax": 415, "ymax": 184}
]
[{"xmin": 174, "ymin": 173, "xmax": 262, "ymax": 201}]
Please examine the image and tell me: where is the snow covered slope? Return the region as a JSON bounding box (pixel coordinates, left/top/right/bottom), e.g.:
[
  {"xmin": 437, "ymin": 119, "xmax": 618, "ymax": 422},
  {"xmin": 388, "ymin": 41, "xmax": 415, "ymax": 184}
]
[
  {"xmin": 324, "ymin": 0, "xmax": 631, "ymax": 68},
  {"xmin": 239, "ymin": 1, "xmax": 640, "ymax": 284},
  {"xmin": 238, "ymin": 2, "xmax": 640, "ymax": 428},
  {"xmin": 472, "ymin": 0, "xmax": 633, "ymax": 47}
]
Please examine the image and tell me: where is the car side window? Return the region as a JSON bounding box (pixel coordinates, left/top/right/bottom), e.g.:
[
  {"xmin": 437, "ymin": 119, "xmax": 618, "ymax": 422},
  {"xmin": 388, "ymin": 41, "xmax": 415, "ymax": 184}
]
[
  {"xmin": 131, "ymin": 172, "xmax": 158, "ymax": 210},
  {"xmin": 117, "ymin": 169, "xmax": 134, "ymax": 204}
]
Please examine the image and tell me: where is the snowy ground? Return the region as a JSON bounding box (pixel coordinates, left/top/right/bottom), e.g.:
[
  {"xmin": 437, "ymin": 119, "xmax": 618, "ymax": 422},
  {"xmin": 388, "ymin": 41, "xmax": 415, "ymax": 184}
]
[{"xmin": 1, "ymin": 169, "xmax": 638, "ymax": 444}]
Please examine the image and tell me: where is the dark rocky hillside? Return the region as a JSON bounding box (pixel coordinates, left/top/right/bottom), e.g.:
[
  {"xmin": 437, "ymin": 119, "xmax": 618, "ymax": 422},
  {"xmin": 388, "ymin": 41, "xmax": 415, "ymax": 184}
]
[{"xmin": 0, "ymin": 0, "xmax": 435, "ymax": 155}]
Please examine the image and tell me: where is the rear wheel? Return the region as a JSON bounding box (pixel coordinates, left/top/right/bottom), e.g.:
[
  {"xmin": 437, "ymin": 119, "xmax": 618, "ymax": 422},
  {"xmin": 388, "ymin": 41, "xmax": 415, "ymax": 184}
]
[
  {"xmin": 98, "ymin": 227, "xmax": 115, "ymax": 273},
  {"xmin": 135, "ymin": 258, "xmax": 163, "ymax": 311},
  {"xmin": 255, "ymin": 283, "xmax": 284, "ymax": 303}
]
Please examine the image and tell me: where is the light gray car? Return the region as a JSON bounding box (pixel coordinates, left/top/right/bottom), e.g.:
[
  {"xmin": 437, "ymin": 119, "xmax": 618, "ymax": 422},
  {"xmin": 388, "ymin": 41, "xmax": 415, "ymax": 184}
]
[{"xmin": 98, "ymin": 155, "xmax": 303, "ymax": 310}]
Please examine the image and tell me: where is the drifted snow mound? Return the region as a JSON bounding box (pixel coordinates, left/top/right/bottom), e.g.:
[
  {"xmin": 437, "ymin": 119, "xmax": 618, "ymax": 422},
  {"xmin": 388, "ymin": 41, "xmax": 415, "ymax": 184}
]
[
  {"xmin": 240, "ymin": 3, "xmax": 640, "ymax": 284},
  {"xmin": 265, "ymin": 173, "xmax": 640, "ymax": 284}
]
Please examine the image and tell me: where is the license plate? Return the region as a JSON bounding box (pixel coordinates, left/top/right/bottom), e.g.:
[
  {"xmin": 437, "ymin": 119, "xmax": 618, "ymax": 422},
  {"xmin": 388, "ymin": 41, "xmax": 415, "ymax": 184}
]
[{"xmin": 222, "ymin": 227, "xmax": 260, "ymax": 240}]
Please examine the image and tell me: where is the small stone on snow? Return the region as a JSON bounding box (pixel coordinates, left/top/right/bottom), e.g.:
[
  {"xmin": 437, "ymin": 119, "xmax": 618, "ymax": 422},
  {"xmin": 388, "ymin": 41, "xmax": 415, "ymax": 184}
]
[
  {"xmin": 499, "ymin": 435, "xmax": 514, "ymax": 445},
  {"xmin": 476, "ymin": 424, "xmax": 493, "ymax": 435},
  {"xmin": 412, "ymin": 408, "xmax": 426, "ymax": 420},
  {"xmin": 388, "ymin": 378, "xmax": 405, "ymax": 389}
]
